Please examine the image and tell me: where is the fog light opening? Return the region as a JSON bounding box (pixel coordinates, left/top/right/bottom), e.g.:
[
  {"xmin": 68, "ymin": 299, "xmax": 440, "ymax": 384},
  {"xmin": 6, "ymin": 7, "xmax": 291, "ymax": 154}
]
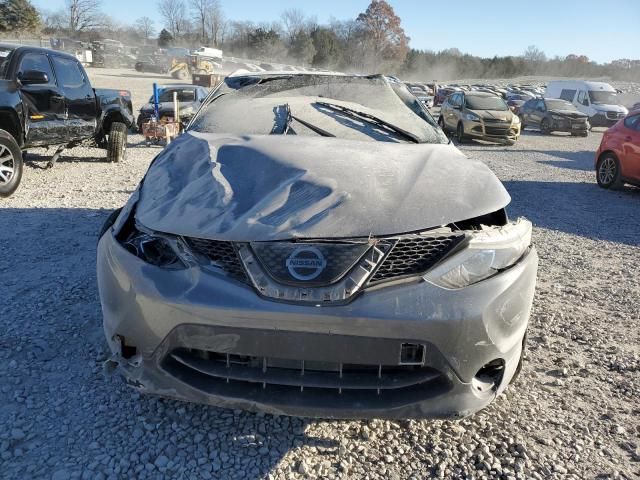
[
  {"xmin": 116, "ymin": 335, "xmax": 138, "ymax": 360},
  {"xmin": 399, "ymin": 343, "xmax": 425, "ymax": 366},
  {"xmin": 473, "ymin": 359, "xmax": 505, "ymax": 393}
]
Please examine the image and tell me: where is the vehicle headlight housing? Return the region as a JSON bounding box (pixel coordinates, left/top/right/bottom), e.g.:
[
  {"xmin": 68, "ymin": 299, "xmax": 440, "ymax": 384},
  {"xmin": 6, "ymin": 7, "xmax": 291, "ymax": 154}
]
[
  {"xmin": 511, "ymin": 115, "xmax": 520, "ymax": 124},
  {"xmin": 551, "ymin": 115, "xmax": 564, "ymax": 121},
  {"xmin": 424, "ymin": 219, "xmax": 532, "ymax": 289},
  {"xmin": 465, "ymin": 112, "xmax": 481, "ymax": 122},
  {"xmin": 119, "ymin": 224, "xmax": 185, "ymax": 269}
]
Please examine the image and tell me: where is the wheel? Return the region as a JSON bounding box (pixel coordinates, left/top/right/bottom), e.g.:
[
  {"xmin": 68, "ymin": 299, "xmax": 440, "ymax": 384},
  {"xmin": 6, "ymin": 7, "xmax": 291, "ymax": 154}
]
[
  {"xmin": 0, "ymin": 129, "xmax": 23, "ymax": 198},
  {"xmin": 456, "ymin": 122, "xmax": 465, "ymax": 143},
  {"xmin": 107, "ymin": 122, "xmax": 128, "ymax": 163},
  {"xmin": 596, "ymin": 154, "xmax": 623, "ymax": 189},
  {"xmin": 519, "ymin": 116, "xmax": 526, "ymax": 130},
  {"xmin": 540, "ymin": 118, "xmax": 551, "ymax": 134},
  {"xmin": 175, "ymin": 68, "xmax": 188, "ymax": 80},
  {"xmin": 437, "ymin": 115, "xmax": 446, "ymax": 132}
]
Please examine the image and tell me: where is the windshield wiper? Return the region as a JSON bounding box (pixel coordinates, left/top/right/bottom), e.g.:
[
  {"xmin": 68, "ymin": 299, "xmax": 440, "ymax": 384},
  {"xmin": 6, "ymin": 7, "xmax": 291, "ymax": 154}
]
[
  {"xmin": 316, "ymin": 101, "xmax": 420, "ymax": 143},
  {"xmin": 277, "ymin": 102, "xmax": 335, "ymax": 137}
]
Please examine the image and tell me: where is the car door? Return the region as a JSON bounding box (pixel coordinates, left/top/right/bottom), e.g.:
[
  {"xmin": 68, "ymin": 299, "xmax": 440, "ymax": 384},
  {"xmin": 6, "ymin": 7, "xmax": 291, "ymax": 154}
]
[
  {"xmin": 531, "ymin": 99, "xmax": 546, "ymax": 126},
  {"xmin": 50, "ymin": 55, "xmax": 98, "ymax": 141},
  {"xmin": 621, "ymin": 114, "xmax": 640, "ymax": 180},
  {"xmin": 575, "ymin": 90, "xmax": 591, "ymax": 116},
  {"xmin": 15, "ymin": 51, "xmax": 67, "ymax": 146},
  {"xmin": 520, "ymin": 100, "xmax": 534, "ymax": 123},
  {"xmin": 446, "ymin": 94, "xmax": 460, "ymax": 127}
]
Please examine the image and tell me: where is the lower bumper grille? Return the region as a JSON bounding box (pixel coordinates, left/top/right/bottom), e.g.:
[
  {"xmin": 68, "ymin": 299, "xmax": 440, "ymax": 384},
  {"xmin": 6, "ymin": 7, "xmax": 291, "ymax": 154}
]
[
  {"xmin": 166, "ymin": 348, "xmax": 442, "ymax": 394},
  {"xmin": 484, "ymin": 126, "xmax": 511, "ymax": 135}
]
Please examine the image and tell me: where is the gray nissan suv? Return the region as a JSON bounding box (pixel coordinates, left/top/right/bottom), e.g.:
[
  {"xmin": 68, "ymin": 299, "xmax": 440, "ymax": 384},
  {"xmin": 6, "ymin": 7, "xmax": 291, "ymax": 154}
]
[{"xmin": 97, "ymin": 72, "xmax": 538, "ymax": 419}]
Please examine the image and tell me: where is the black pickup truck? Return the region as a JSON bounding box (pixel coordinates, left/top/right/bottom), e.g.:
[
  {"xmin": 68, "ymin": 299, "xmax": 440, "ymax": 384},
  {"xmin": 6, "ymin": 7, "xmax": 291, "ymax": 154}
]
[{"xmin": 0, "ymin": 44, "xmax": 134, "ymax": 197}]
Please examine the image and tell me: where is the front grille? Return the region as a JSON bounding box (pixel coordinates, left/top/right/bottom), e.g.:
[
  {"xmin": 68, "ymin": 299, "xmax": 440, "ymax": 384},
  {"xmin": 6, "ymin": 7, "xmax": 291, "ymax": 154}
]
[
  {"xmin": 166, "ymin": 348, "xmax": 442, "ymax": 395},
  {"xmin": 605, "ymin": 111, "xmax": 624, "ymax": 120},
  {"xmin": 370, "ymin": 233, "xmax": 465, "ymax": 283},
  {"xmin": 483, "ymin": 118, "xmax": 510, "ymax": 124},
  {"xmin": 484, "ymin": 126, "xmax": 511, "ymax": 135},
  {"xmin": 184, "ymin": 237, "xmax": 248, "ymax": 282}
]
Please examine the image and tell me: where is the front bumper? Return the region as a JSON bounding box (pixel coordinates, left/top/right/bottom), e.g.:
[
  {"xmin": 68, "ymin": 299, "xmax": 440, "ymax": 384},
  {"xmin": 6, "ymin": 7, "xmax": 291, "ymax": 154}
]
[
  {"xmin": 464, "ymin": 119, "xmax": 520, "ymax": 143},
  {"xmin": 97, "ymin": 231, "xmax": 538, "ymax": 419}
]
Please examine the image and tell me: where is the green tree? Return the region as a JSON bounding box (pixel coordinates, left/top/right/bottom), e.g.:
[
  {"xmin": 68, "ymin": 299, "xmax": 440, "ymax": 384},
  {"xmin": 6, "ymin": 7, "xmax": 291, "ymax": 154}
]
[
  {"xmin": 158, "ymin": 28, "xmax": 174, "ymax": 47},
  {"xmin": 289, "ymin": 30, "xmax": 315, "ymax": 65},
  {"xmin": 247, "ymin": 28, "xmax": 285, "ymax": 61},
  {"xmin": 311, "ymin": 27, "xmax": 343, "ymax": 69},
  {"xmin": 0, "ymin": 0, "xmax": 40, "ymax": 32}
]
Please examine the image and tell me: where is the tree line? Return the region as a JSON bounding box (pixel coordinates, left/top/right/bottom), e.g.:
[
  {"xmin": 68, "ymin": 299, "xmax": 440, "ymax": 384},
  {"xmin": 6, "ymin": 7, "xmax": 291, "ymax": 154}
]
[{"xmin": 1, "ymin": 0, "xmax": 638, "ymax": 81}]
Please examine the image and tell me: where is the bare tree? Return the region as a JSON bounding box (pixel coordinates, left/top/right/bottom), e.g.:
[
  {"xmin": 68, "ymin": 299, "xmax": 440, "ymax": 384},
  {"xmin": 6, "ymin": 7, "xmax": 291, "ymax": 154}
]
[
  {"xmin": 67, "ymin": 0, "xmax": 102, "ymax": 32},
  {"xmin": 158, "ymin": 0, "xmax": 187, "ymax": 38},
  {"xmin": 280, "ymin": 8, "xmax": 305, "ymax": 43},
  {"xmin": 135, "ymin": 16, "xmax": 155, "ymax": 41},
  {"xmin": 189, "ymin": 0, "xmax": 213, "ymax": 43},
  {"xmin": 204, "ymin": 0, "xmax": 224, "ymax": 46}
]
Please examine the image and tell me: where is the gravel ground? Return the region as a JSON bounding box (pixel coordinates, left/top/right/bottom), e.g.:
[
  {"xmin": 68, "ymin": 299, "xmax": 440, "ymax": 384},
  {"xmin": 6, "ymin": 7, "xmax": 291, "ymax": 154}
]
[{"xmin": 0, "ymin": 68, "xmax": 639, "ymax": 480}]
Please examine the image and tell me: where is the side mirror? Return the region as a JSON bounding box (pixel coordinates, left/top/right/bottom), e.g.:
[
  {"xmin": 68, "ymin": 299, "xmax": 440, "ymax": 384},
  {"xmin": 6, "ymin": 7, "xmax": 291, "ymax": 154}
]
[{"xmin": 19, "ymin": 70, "xmax": 49, "ymax": 85}]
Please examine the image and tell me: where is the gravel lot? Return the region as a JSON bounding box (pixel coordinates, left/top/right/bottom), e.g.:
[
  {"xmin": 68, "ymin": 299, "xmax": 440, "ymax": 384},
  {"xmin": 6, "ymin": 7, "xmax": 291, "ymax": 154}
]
[{"xmin": 0, "ymin": 68, "xmax": 639, "ymax": 480}]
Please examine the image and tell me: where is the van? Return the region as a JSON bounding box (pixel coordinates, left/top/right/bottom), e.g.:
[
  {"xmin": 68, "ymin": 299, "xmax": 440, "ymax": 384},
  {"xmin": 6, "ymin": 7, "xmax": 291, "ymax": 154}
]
[{"xmin": 545, "ymin": 80, "xmax": 628, "ymax": 127}]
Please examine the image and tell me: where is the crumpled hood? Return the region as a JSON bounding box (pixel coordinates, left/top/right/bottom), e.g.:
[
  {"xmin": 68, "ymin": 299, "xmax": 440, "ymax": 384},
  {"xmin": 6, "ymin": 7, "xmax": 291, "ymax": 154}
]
[{"xmin": 135, "ymin": 133, "xmax": 511, "ymax": 241}]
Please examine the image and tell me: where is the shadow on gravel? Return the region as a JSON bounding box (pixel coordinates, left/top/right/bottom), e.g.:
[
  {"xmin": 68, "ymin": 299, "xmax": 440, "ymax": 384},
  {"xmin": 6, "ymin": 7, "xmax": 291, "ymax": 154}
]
[
  {"xmin": 502, "ymin": 180, "xmax": 640, "ymax": 246},
  {"xmin": 529, "ymin": 150, "xmax": 594, "ymax": 171}
]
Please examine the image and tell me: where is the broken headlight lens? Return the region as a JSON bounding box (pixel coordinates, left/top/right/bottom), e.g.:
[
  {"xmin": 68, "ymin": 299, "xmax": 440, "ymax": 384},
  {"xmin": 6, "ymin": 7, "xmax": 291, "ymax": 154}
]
[
  {"xmin": 424, "ymin": 219, "xmax": 532, "ymax": 289},
  {"xmin": 122, "ymin": 230, "xmax": 185, "ymax": 269}
]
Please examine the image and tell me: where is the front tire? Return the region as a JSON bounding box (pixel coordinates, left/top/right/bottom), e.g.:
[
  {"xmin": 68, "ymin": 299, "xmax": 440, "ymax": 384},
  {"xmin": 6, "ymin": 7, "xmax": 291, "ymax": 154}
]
[
  {"xmin": 541, "ymin": 118, "xmax": 552, "ymax": 134},
  {"xmin": 438, "ymin": 115, "xmax": 446, "ymax": 132},
  {"xmin": 0, "ymin": 129, "xmax": 23, "ymax": 198},
  {"xmin": 456, "ymin": 122, "xmax": 465, "ymax": 143},
  {"xmin": 107, "ymin": 122, "xmax": 128, "ymax": 163},
  {"xmin": 596, "ymin": 153, "xmax": 623, "ymax": 189}
]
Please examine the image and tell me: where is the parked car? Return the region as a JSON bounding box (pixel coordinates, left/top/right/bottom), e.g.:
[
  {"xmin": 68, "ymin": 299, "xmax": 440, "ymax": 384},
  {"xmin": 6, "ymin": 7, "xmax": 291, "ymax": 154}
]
[
  {"xmin": 0, "ymin": 44, "xmax": 134, "ymax": 197},
  {"xmin": 595, "ymin": 111, "xmax": 640, "ymax": 189},
  {"xmin": 507, "ymin": 98, "xmax": 526, "ymax": 114},
  {"xmin": 97, "ymin": 72, "xmax": 538, "ymax": 419},
  {"xmin": 435, "ymin": 87, "xmax": 458, "ymax": 106},
  {"xmin": 519, "ymin": 98, "xmax": 589, "ymax": 136},
  {"xmin": 545, "ymin": 80, "xmax": 628, "ymax": 128},
  {"xmin": 135, "ymin": 55, "xmax": 171, "ymax": 74},
  {"xmin": 136, "ymin": 84, "xmax": 209, "ymax": 131},
  {"xmin": 439, "ymin": 91, "xmax": 521, "ymax": 145}
]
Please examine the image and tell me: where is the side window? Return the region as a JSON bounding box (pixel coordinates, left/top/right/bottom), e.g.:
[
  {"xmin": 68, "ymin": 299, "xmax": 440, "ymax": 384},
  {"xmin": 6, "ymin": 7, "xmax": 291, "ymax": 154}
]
[
  {"xmin": 18, "ymin": 53, "xmax": 54, "ymax": 84},
  {"xmin": 51, "ymin": 56, "xmax": 85, "ymax": 89},
  {"xmin": 576, "ymin": 90, "xmax": 589, "ymax": 106},
  {"xmin": 623, "ymin": 114, "xmax": 640, "ymax": 131},
  {"xmin": 559, "ymin": 89, "xmax": 576, "ymax": 102},
  {"xmin": 522, "ymin": 100, "xmax": 533, "ymax": 111}
]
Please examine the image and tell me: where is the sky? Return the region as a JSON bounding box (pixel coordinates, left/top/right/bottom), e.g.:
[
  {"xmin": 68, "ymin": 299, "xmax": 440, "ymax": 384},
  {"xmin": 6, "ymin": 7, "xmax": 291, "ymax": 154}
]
[{"xmin": 31, "ymin": 0, "xmax": 640, "ymax": 64}]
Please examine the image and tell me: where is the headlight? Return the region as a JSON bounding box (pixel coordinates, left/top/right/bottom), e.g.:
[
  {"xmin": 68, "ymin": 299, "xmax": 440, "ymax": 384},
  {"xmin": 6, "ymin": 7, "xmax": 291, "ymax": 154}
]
[
  {"xmin": 424, "ymin": 219, "xmax": 532, "ymax": 289},
  {"xmin": 511, "ymin": 115, "xmax": 520, "ymax": 124},
  {"xmin": 551, "ymin": 115, "xmax": 564, "ymax": 121},
  {"xmin": 120, "ymin": 226, "xmax": 185, "ymax": 269},
  {"xmin": 465, "ymin": 112, "xmax": 481, "ymax": 122}
]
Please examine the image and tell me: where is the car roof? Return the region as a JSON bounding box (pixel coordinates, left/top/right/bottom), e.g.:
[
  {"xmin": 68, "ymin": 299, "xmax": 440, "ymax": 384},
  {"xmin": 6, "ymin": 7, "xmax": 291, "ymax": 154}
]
[
  {"xmin": 228, "ymin": 69, "xmax": 344, "ymax": 78},
  {"xmin": 159, "ymin": 84, "xmax": 199, "ymax": 89},
  {"xmin": 0, "ymin": 43, "xmax": 78, "ymax": 61},
  {"xmin": 464, "ymin": 91, "xmax": 499, "ymax": 97}
]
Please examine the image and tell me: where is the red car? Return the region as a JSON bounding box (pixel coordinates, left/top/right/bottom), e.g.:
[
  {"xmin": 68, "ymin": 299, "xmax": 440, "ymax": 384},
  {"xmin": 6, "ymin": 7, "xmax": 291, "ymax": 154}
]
[{"xmin": 595, "ymin": 110, "xmax": 640, "ymax": 189}]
